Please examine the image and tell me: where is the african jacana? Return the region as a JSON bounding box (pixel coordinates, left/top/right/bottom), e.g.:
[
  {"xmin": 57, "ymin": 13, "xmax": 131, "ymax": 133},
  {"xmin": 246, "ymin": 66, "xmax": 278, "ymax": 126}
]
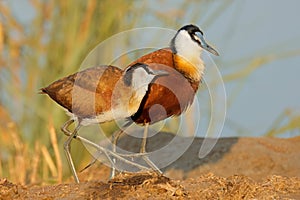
[
  {"xmin": 41, "ymin": 63, "xmax": 168, "ymax": 183},
  {"xmin": 113, "ymin": 24, "xmax": 219, "ymax": 174}
]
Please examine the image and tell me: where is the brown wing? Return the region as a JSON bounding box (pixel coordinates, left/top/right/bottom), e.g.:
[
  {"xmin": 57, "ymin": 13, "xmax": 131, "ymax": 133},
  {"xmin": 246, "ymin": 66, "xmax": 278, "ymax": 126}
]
[
  {"xmin": 41, "ymin": 65, "xmax": 123, "ymax": 118},
  {"xmin": 129, "ymin": 48, "xmax": 200, "ymax": 124}
]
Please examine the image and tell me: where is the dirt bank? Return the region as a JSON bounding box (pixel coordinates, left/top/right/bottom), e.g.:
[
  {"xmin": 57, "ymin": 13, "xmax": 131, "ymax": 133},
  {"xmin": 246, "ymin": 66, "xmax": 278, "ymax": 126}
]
[{"xmin": 1, "ymin": 135, "xmax": 300, "ymax": 199}]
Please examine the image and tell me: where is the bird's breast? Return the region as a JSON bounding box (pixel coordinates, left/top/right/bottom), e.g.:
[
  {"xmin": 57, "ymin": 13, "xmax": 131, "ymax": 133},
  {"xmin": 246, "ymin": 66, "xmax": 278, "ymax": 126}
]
[
  {"xmin": 131, "ymin": 62, "xmax": 200, "ymax": 124},
  {"xmin": 127, "ymin": 48, "xmax": 202, "ymax": 124},
  {"xmin": 173, "ymin": 54, "xmax": 204, "ymax": 82}
]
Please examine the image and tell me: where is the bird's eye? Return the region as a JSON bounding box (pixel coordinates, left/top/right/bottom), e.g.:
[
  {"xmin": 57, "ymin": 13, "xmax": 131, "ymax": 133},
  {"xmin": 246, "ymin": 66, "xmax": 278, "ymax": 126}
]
[
  {"xmin": 193, "ymin": 32, "xmax": 201, "ymax": 42},
  {"xmin": 194, "ymin": 31, "xmax": 206, "ymax": 45}
]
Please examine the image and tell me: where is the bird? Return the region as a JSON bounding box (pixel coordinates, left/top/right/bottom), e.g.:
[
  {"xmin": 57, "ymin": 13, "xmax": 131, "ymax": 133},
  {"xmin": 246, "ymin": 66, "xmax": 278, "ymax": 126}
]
[
  {"xmin": 112, "ymin": 24, "xmax": 219, "ymax": 174},
  {"xmin": 41, "ymin": 63, "xmax": 168, "ymax": 183}
]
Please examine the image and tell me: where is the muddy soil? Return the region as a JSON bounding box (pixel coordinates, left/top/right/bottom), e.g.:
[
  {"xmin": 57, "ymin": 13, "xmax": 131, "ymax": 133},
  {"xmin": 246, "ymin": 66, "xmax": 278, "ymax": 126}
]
[{"xmin": 1, "ymin": 135, "xmax": 300, "ymax": 199}]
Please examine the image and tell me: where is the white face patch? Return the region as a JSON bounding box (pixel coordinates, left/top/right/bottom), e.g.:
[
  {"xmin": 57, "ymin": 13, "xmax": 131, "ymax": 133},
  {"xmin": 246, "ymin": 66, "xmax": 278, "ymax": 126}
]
[
  {"xmin": 174, "ymin": 30, "xmax": 202, "ymax": 59},
  {"xmin": 131, "ymin": 67, "xmax": 156, "ymax": 91},
  {"xmin": 172, "ymin": 29, "xmax": 206, "ymax": 79}
]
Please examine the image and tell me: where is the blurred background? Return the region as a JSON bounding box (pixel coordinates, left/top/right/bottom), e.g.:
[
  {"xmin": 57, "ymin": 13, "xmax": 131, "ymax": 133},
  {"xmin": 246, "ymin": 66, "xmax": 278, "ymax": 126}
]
[{"xmin": 0, "ymin": 0, "xmax": 299, "ymax": 184}]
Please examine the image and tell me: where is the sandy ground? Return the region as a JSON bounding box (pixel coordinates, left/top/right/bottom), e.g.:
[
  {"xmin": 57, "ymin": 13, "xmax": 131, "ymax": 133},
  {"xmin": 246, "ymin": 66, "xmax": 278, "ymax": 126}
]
[{"xmin": 1, "ymin": 134, "xmax": 300, "ymax": 199}]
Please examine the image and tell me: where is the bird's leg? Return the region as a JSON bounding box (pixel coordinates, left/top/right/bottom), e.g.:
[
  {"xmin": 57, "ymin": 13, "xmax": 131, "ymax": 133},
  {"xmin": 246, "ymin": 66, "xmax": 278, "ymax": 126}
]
[
  {"xmin": 63, "ymin": 122, "xmax": 82, "ymax": 183},
  {"xmin": 61, "ymin": 119, "xmax": 75, "ymax": 137},
  {"xmin": 77, "ymin": 128, "xmax": 124, "ymax": 177},
  {"xmin": 61, "ymin": 119, "xmax": 150, "ymax": 180},
  {"xmin": 111, "ymin": 121, "xmax": 137, "ymax": 178},
  {"xmin": 76, "ymin": 135, "xmax": 150, "ymax": 171},
  {"xmin": 140, "ymin": 123, "xmax": 162, "ymax": 174},
  {"xmin": 111, "ymin": 128, "xmax": 123, "ymax": 178},
  {"xmin": 140, "ymin": 123, "xmax": 148, "ymax": 154}
]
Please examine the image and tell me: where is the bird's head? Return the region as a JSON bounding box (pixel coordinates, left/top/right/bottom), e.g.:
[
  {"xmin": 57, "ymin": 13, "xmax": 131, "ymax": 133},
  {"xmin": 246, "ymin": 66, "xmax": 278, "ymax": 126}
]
[
  {"xmin": 123, "ymin": 63, "xmax": 168, "ymax": 90},
  {"xmin": 171, "ymin": 24, "xmax": 219, "ymax": 58}
]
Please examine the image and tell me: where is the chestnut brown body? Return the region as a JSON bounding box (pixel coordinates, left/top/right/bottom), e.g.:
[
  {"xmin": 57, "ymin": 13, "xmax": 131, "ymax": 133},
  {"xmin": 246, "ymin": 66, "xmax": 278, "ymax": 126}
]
[
  {"xmin": 42, "ymin": 65, "xmax": 123, "ymax": 118},
  {"xmin": 41, "ymin": 64, "xmax": 166, "ymax": 125},
  {"xmin": 129, "ymin": 48, "xmax": 200, "ymax": 125}
]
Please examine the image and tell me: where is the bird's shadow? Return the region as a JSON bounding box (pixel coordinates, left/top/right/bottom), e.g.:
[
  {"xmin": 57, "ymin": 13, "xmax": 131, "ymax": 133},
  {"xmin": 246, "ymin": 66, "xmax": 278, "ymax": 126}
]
[{"xmin": 115, "ymin": 131, "xmax": 238, "ymax": 173}]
